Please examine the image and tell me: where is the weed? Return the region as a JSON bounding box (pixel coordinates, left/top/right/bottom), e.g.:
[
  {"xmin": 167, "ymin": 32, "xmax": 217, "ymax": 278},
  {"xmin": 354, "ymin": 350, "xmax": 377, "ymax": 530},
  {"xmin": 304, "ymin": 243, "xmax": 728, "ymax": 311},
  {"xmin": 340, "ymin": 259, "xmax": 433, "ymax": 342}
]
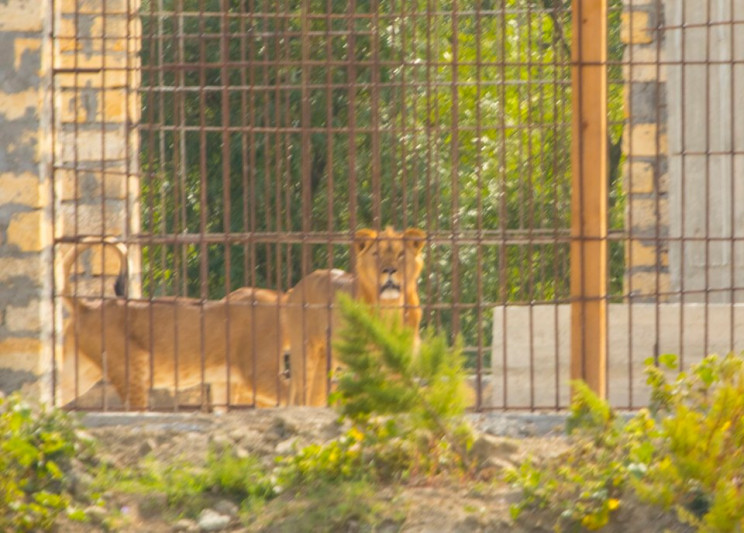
[{"xmin": 0, "ymin": 393, "xmax": 93, "ymax": 531}]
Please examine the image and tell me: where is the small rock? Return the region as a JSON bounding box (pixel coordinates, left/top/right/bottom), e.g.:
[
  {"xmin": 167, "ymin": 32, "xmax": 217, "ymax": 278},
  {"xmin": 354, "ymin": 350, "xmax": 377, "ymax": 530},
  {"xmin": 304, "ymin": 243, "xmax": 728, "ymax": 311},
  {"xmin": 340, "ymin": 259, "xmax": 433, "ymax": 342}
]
[
  {"xmin": 470, "ymin": 434, "xmax": 518, "ymax": 467},
  {"xmin": 213, "ymin": 499, "xmax": 239, "ymax": 518},
  {"xmin": 138, "ymin": 438, "xmax": 158, "ymax": 456},
  {"xmin": 274, "ymin": 438, "xmax": 296, "ymax": 455},
  {"xmin": 234, "ymin": 446, "xmax": 250, "ymax": 459},
  {"xmin": 173, "ymin": 518, "xmax": 198, "ymax": 532},
  {"xmin": 198, "ymin": 509, "xmax": 231, "ymax": 532}
]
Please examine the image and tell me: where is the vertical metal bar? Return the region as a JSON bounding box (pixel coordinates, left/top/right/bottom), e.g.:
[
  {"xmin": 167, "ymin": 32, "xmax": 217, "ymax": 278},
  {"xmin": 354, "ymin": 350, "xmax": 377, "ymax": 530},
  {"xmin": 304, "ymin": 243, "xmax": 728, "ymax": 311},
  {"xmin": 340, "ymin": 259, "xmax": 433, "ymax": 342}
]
[
  {"xmin": 300, "ymin": 0, "xmax": 312, "ymax": 277},
  {"xmin": 526, "ymin": 2, "xmax": 536, "ymax": 410},
  {"xmin": 498, "ymin": 0, "xmax": 508, "ymax": 408},
  {"xmin": 220, "ymin": 0, "xmax": 233, "ymax": 409},
  {"xmin": 474, "ymin": 0, "xmax": 484, "ymax": 410},
  {"xmin": 197, "ymin": 0, "xmax": 208, "ymax": 409},
  {"xmin": 570, "ymin": 0, "xmax": 608, "ymax": 398},
  {"xmin": 449, "ymin": 0, "xmax": 461, "ymax": 339},
  {"xmin": 371, "ymin": 0, "xmax": 381, "ymax": 228},
  {"xmin": 347, "ymin": 0, "xmax": 358, "ymax": 233},
  {"xmin": 729, "ymin": 0, "xmax": 736, "ymax": 349},
  {"xmin": 703, "ymin": 0, "xmax": 711, "ymax": 357},
  {"xmin": 678, "ymin": 0, "xmax": 687, "ymax": 372}
]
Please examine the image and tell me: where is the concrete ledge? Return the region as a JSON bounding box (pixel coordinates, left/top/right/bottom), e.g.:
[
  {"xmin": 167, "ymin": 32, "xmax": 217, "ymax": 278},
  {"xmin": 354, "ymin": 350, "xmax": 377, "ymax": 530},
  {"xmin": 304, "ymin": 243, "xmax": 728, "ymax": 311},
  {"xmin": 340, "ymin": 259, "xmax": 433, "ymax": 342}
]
[{"xmin": 490, "ymin": 303, "xmax": 744, "ymax": 409}]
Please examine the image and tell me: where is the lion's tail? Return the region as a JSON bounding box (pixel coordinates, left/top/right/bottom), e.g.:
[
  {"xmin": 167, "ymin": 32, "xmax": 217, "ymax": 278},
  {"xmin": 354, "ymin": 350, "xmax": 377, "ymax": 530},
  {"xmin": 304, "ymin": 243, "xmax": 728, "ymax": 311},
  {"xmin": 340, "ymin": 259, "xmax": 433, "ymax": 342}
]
[{"xmin": 60, "ymin": 236, "xmax": 129, "ymax": 311}]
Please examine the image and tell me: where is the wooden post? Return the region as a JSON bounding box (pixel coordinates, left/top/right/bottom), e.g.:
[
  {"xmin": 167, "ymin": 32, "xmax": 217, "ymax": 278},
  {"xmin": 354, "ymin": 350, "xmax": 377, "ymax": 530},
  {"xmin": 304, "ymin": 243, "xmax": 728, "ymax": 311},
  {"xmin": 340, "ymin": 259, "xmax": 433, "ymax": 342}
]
[{"xmin": 571, "ymin": 0, "xmax": 607, "ymax": 397}]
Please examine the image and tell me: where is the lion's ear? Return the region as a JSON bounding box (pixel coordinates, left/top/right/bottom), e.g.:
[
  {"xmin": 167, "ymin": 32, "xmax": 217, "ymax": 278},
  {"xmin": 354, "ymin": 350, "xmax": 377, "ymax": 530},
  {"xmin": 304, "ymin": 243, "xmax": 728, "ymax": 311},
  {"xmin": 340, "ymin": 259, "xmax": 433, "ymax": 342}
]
[
  {"xmin": 354, "ymin": 229, "xmax": 377, "ymax": 254},
  {"xmin": 404, "ymin": 228, "xmax": 426, "ymax": 255}
]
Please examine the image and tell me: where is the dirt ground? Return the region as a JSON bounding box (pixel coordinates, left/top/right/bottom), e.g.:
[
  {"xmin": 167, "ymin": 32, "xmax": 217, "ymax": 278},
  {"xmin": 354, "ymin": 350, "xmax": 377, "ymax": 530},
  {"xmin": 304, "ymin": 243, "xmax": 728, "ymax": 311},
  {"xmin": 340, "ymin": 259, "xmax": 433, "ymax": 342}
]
[{"xmin": 63, "ymin": 408, "xmax": 685, "ymax": 532}]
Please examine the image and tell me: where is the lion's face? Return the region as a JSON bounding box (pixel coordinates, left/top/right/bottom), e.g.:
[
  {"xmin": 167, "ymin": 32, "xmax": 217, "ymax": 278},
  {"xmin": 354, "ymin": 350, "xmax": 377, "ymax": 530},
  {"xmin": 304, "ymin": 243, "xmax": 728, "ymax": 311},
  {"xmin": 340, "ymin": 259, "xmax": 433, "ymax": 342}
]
[{"xmin": 354, "ymin": 227, "xmax": 426, "ymax": 306}]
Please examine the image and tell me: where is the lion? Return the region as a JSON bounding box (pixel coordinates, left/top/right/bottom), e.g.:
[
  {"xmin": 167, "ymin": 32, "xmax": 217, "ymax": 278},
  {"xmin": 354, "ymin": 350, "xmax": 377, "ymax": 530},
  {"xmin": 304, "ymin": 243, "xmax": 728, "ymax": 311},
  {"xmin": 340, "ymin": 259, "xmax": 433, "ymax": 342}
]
[
  {"xmin": 285, "ymin": 227, "xmax": 426, "ymax": 406},
  {"xmin": 59, "ymin": 237, "xmax": 289, "ymax": 410}
]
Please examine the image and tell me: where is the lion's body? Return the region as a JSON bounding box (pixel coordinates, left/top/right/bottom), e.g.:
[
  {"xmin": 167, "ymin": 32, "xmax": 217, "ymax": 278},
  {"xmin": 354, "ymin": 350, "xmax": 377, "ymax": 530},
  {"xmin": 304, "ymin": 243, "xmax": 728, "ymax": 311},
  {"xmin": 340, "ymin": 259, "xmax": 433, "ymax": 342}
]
[
  {"xmin": 286, "ymin": 227, "xmax": 426, "ymax": 406},
  {"xmin": 60, "ymin": 240, "xmax": 288, "ymax": 410}
]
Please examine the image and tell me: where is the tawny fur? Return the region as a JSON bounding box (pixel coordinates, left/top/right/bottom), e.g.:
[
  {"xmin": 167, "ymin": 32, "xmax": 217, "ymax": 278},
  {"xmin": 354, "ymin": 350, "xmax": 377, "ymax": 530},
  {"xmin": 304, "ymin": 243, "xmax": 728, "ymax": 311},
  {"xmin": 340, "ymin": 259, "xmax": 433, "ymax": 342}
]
[
  {"xmin": 285, "ymin": 227, "xmax": 426, "ymax": 406},
  {"xmin": 59, "ymin": 238, "xmax": 289, "ymax": 410}
]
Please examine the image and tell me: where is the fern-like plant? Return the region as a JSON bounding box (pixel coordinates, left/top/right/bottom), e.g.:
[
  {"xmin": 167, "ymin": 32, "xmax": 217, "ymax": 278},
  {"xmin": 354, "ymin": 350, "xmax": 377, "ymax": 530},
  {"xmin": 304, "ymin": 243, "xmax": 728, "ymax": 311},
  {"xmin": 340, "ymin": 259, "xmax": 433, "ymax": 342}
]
[{"xmin": 331, "ymin": 293, "xmax": 473, "ymax": 473}]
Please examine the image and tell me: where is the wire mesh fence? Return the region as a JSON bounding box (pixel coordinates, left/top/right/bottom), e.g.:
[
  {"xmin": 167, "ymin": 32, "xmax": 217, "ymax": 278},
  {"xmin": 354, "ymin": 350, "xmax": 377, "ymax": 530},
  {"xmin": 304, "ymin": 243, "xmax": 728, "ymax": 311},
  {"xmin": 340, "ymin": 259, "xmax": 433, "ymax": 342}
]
[{"xmin": 51, "ymin": 0, "xmax": 744, "ymax": 412}]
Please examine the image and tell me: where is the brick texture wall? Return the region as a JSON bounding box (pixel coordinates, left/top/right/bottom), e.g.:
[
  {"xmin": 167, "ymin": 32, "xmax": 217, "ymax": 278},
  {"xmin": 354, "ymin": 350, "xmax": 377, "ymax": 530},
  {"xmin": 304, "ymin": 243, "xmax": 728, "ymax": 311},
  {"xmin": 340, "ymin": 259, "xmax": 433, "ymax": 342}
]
[
  {"xmin": 621, "ymin": 0, "xmax": 670, "ymax": 301},
  {"xmin": 0, "ymin": 0, "xmax": 140, "ymax": 401}
]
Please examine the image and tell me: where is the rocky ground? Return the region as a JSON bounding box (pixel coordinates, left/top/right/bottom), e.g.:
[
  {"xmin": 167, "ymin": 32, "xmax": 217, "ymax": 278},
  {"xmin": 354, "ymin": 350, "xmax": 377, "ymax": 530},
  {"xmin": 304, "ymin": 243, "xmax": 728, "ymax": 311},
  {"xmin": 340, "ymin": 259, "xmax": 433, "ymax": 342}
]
[{"xmin": 59, "ymin": 408, "xmax": 685, "ymax": 532}]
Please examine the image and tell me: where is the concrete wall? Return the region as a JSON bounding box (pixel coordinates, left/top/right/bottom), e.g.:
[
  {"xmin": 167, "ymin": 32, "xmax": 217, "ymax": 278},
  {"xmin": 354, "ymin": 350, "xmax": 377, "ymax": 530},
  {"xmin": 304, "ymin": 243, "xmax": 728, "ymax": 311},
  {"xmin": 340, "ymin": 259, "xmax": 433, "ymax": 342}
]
[
  {"xmin": 490, "ymin": 303, "xmax": 744, "ymax": 409},
  {"xmin": 666, "ymin": 0, "xmax": 744, "ymax": 302}
]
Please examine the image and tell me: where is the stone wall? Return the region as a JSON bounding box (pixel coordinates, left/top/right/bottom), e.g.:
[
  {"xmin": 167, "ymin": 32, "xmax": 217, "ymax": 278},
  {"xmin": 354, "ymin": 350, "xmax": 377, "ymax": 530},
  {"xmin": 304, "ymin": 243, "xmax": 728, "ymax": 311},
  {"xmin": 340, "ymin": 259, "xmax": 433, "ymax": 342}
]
[
  {"xmin": 0, "ymin": 0, "xmax": 140, "ymax": 401},
  {"xmin": 0, "ymin": 0, "xmax": 54, "ymax": 399},
  {"xmin": 621, "ymin": 0, "xmax": 670, "ymax": 301}
]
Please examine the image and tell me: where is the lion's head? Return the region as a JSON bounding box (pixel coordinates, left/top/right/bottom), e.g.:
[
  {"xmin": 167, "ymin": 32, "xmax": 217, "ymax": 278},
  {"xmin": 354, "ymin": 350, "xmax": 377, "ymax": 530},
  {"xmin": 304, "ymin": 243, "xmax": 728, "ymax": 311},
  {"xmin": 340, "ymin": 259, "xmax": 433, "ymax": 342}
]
[{"xmin": 353, "ymin": 227, "xmax": 426, "ymax": 322}]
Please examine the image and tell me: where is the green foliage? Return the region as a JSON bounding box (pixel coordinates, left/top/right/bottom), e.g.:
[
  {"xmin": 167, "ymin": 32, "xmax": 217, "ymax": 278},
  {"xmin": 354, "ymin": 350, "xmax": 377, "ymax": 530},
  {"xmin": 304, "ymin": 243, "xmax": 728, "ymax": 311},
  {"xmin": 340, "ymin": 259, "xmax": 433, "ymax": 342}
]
[
  {"xmin": 0, "ymin": 393, "xmax": 92, "ymax": 531},
  {"xmin": 332, "ymin": 293, "xmax": 472, "ymax": 471},
  {"xmin": 274, "ymin": 296, "xmax": 474, "ymax": 490},
  {"xmin": 249, "ymin": 479, "xmax": 404, "ymax": 533},
  {"xmin": 97, "ymin": 445, "xmax": 274, "ymax": 519},
  {"xmin": 507, "ymin": 382, "xmax": 633, "ymax": 531},
  {"xmin": 510, "ymin": 353, "xmax": 744, "ymax": 531},
  {"xmin": 639, "ymin": 353, "xmax": 744, "ymax": 531},
  {"xmin": 274, "ymin": 426, "xmax": 366, "ymax": 491}
]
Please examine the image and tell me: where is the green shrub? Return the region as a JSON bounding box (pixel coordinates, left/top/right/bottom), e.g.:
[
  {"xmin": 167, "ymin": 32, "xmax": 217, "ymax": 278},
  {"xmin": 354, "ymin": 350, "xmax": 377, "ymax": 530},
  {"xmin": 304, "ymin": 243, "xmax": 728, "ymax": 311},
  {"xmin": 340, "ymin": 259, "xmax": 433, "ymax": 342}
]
[
  {"xmin": 509, "ymin": 353, "xmax": 744, "ymax": 532},
  {"xmin": 331, "ymin": 293, "xmax": 473, "ymax": 474},
  {"xmin": 0, "ymin": 393, "xmax": 92, "ymax": 531},
  {"xmin": 98, "ymin": 445, "xmax": 273, "ymax": 519},
  {"xmin": 507, "ymin": 381, "xmax": 637, "ymax": 531},
  {"xmin": 640, "ymin": 353, "xmax": 744, "ymax": 531}
]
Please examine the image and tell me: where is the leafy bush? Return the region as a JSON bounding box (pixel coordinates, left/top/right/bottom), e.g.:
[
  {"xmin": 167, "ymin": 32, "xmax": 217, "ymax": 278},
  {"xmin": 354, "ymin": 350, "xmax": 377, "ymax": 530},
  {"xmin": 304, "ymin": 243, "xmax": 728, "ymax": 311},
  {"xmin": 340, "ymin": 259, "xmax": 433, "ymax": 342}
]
[
  {"xmin": 509, "ymin": 353, "xmax": 744, "ymax": 531},
  {"xmin": 507, "ymin": 381, "xmax": 638, "ymax": 530},
  {"xmin": 0, "ymin": 393, "xmax": 92, "ymax": 531},
  {"xmin": 640, "ymin": 353, "xmax": 744, "ymax": 531}
]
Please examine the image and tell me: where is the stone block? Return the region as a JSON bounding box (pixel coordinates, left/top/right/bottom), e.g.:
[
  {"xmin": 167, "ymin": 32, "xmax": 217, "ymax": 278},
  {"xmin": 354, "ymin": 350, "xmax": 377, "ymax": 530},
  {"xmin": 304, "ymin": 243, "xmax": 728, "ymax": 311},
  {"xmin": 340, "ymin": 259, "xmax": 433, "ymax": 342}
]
[
  {"xmin": 628, "ymin": 270, "xmax": 671, "ymax": 298},
  {"xmin": 623, "ymin": 46, "xmax": 666, "ymax": 83},
  {"xmin": 58, "ymin": 130, "xmax": 127, "ymax": 163},
  {"xmin": 0, "ymin": 257, "xmax": 42, "ymax": 283},
  {"xmin": 7, "ymin": 210, "xmax": 44, "ymax": 252},
  {"xmin": 0, "ymin": 88, "xmax": 39, "ymax": 122},
  {"xmin": 620, "ymin": 10, "xmax": 654, "ymax": 45},
  {"xmin": 628, "ymin": 197, "xmax": 669, "ymax": 236},
  {"xmin": 627, "ymin": 239, "xmax": 658, "ymax": 268},
  {"xmin": 0, "ymin": 338, "xmax": 43, "ymax": 373},
  {"xmin": 626, "ymin": 161, "xmax": 655, "ymax": 194},
  {"xmin": 626, "ymin": 81, "xmax": 666, "ymax": 125},
  {"xmin": 0, "ymin": 0, "xmax": 42, "ymax": 32},
  {"xmin": 6, "ymin": 300, "xmax": 40, "ymax": 333},
  {"xmin": 59, "ymin": 0, "xmax": 132, "ymax": 15},
  {"xmin": 13, "ymin": 38, "xmax": 41, "ymax": 71},
  {"xmin": 623, "ymin": 124, "xmax": 667, "ymax": 158},
  {"xmin": 57, "ymin": 169, "xmax": 129, "ymax": 201},
  {"xmin": 0, "ymin": 172, "xmax": 43, "ymax": 207},
  {"xmin": 59, "ymin": 202, "xmax": 127, "ymax": 236}
]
